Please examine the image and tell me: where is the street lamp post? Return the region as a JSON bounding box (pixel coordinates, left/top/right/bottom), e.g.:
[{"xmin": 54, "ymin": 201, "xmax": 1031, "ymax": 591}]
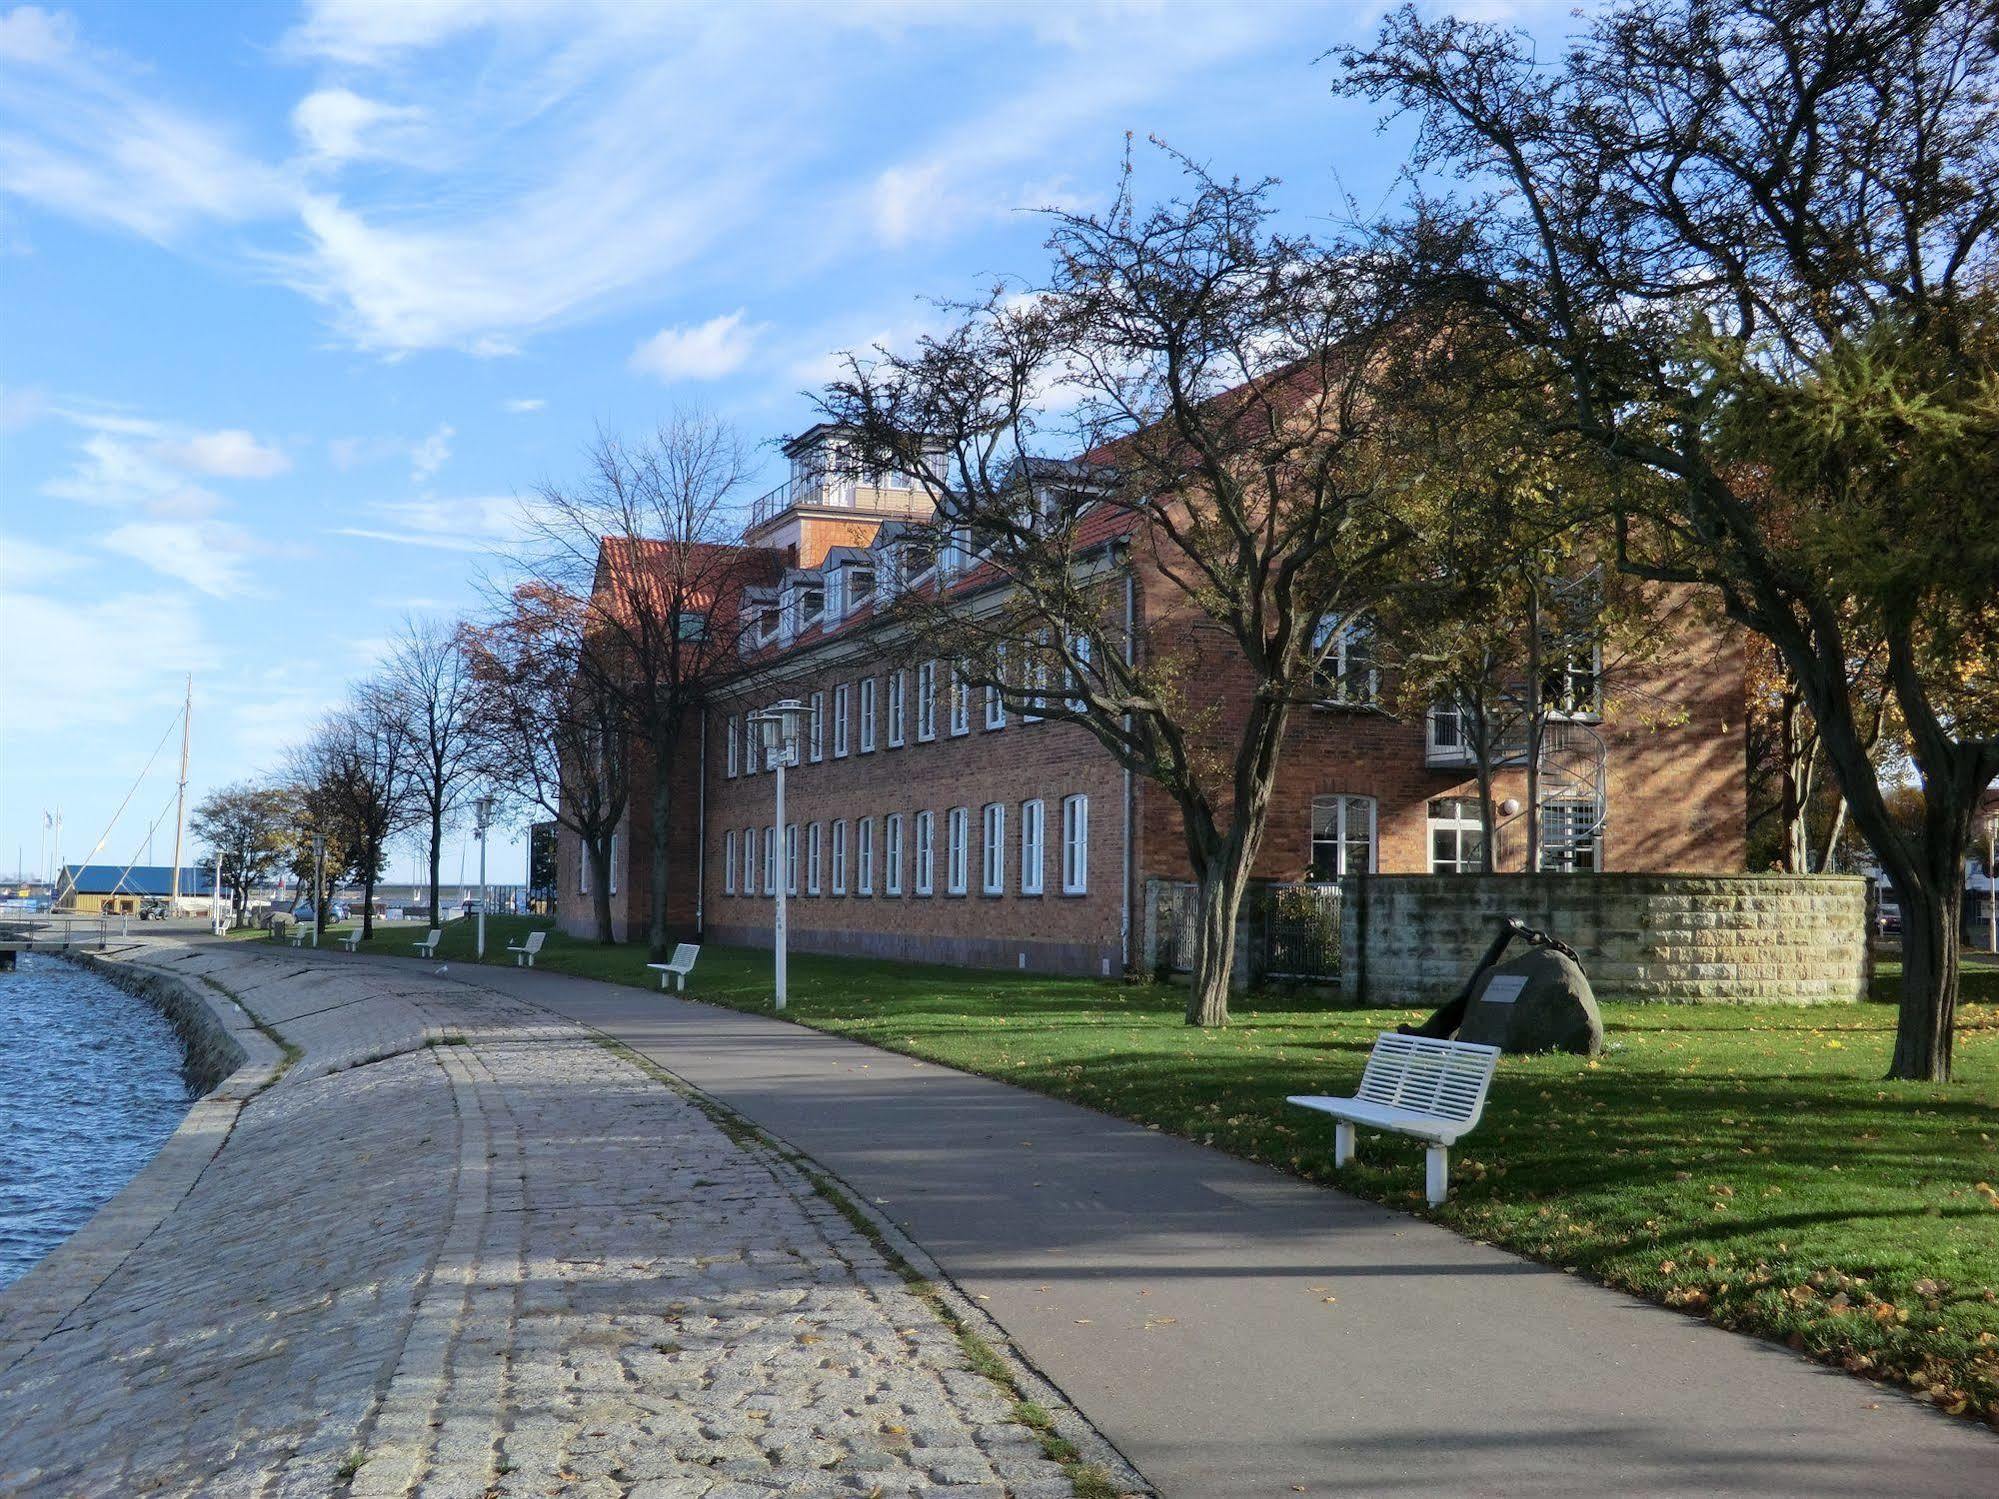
[
  {"xmin": 311, "ymin": 833, "xmax": 325, "ymax": 948},
  {"xmin": 475, "ymin": 794, "xmax": 495, "ymax": 962},
  {"xmin": 1986, "ymin": 812, "xmax": 1997, "ymax": 955},
  {"xmin": 750, "ymin": 701, "xmax": 804, "ymax": 1010}
]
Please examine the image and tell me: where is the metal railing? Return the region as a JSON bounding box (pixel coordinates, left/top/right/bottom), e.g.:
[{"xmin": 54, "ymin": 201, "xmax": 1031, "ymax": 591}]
[
  {"xmin": 0, "ymin": 912, "xmax": 121, "ymax": 949},
  {"xmin": 746, "ymin": 474, "xmax": 930, "ymax": 532}
]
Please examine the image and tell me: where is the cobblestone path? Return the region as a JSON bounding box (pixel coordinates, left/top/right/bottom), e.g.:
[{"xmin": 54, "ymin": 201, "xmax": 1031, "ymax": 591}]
[{"xmin": 0, "ymin": 944, "xmax": 1106, "ymax": 1499}]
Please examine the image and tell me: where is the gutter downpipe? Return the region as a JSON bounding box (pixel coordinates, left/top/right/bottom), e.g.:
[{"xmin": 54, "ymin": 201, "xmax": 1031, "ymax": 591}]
[
  {"xmin": 696, "ymin": 705, "xmax": 707, "ymax": 940},
  {"xmin": 1120, "ymin": 548, "xmax": 1135, "ymax": 976}
]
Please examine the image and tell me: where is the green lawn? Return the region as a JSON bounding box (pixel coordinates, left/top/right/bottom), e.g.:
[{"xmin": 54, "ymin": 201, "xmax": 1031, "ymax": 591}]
[{"xmin": 264, "ymin": 912, "xmax": 1999, "ymax": 1424}]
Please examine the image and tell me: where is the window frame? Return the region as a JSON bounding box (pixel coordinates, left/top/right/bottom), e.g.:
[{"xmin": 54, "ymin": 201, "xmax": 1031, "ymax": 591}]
[
  {"xmin": 1427, "ymin": 796, "xmax": 1487, "ymax": 875},
  {"xmin": 832, "ymin": 682, "xmax": 850, "ymax": 757},
  {"xmin": 946, "ymin": 806, "xmax": 969, "ymax": 895},
  {"xmin": 887, "ymin": 671, "xmax": 907, "ymax": 748},
  {"xmin": 762, "ymin": 827, "xmax": 776, "ymax": 895},
  {"xmin": 859, "ymin": 677, "xmax": 877, "ymax": 752},
  {"xmin": 1060, "ymin": 794, "xmax": 1088, "ymax": 895},
  {"xmin": 725, "ymin": 714, "xmax": 740, "ymax": 777},
  {"xmin": 831, "ymin": 818, "xmax": 847, "ymax": 894},
  {"xmin": 856, "ymin": 816, "xmax": 873, "ymax": 895},
  {"xmin": 948, "ymin": 665, "xmax": 971, "ymax": 737},
  {"xmin": 806, "ymin": 822, "xmax": 822, "ymax": 895},
  {"xmin": 808, "ymin": 690, "xmax": 825, "ymax": 762},
  {"xmin": 785, "ymin": 823, "xmax": 799, "ymax": 896},
  {"xmin": 981, "ymin": 802, "xmax": 1005, "ymax": 895},
  {"xmin": 608, "ymin": 832, "xmax": 618, "ymax": 896},
  {"xmin": 916, "ymin": 661, "xmax": 938, "ymax": 742},
  {"xmin": 1020, "ymin": 798, "xmax": 1045, "ymax": 895},
  {"xmin": 742, "ymin": 825, "xmax": 756, "ymax": 895},
  {"xmin": 1309, "ymin": 794, "xmax": 1378, "ymax": 881},
  {"xmin": 914, "ymin": 810, "xmax": 935, "ymax": 895},
  {"xmin": 884, "ymin": 812, "xmax": 905, "ymax": 895},
  {"xmin": 1310, "ymin": 614, "xmax": 1381, "ymax": 708},
  {"xmin": 724, "ymin": 829, "xmax": 737, "ymax": 893}
]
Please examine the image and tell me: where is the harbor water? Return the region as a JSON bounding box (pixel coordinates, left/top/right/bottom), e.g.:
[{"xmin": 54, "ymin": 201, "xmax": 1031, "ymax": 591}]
[{"xmin": 0, "ymin": 952, "xmax": 193, "ymax": 1289}]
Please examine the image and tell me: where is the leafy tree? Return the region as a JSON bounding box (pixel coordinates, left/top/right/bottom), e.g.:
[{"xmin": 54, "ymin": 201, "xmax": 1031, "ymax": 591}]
[
  {"xmin": 464, "ymin": 583, "xmax": 629, "ymax": 943},
  {"xmin": 821, "ymin": 149, "xmax": 1422, "ymax": 1026},
  {"xmin": 1337, "ymin": 0, "xmax": 1999, "ymax": 1078},
  {"xmin": 189, "ymin": 781, "xmax": 287, "ymax": 919}
]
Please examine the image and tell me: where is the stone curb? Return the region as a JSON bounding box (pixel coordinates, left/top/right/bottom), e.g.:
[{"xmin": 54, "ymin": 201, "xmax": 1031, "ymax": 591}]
[{"xmin": 0, "ymin": 948, "xmax": 286, "ymax": 1379}]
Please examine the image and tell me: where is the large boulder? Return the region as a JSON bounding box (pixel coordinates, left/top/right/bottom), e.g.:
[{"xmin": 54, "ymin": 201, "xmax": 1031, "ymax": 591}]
[{"xmin": 1456, "ymin": 946, "xmax": 1604, "ymax": 1056}]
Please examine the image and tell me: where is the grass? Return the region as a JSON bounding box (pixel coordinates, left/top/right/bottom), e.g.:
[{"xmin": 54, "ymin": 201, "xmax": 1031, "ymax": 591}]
[{"xmin": 272, "ymin": 912, "xmax": 1999, "ymax": 1425}]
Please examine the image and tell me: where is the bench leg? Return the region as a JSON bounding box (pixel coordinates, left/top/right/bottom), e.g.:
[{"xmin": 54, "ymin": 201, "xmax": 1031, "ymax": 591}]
[
  {"xmin": 1334, "ymin": 1122, "xmax": 1355, "ymax": 1169},
  {"xmin": 1425, "ymin": 1145, "xmax": 1450, "ymax": 1206}
]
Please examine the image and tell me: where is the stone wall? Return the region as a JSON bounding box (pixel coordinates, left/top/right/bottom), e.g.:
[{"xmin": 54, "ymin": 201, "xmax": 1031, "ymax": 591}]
[{"xmin": 1341, "ymin": 874, "xmax": 1868, "ymax": 1006}]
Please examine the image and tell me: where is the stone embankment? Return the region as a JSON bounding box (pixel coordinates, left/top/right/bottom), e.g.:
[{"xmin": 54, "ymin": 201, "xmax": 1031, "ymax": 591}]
[{"xmin": 0, "ymin": 942, "xmax": 1124, "ymax": 1498}]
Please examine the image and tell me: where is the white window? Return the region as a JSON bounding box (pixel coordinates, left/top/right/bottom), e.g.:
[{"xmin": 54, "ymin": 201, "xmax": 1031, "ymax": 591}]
[
  {"xmin": 1426, "ymin": 702, "xmax": 1472, "ymax": 765},
  {"xmin": 743, "ymin": 713, "xmax": 759, "ymax": 776},
  {"xmin": 1311, "ymin": 615, "xmax": 1379, "ymax": 707},
  {"xmin": 1060, "ymin": 795, "xmax": 1088, "ymax": 894},
  {"xmin": 1429, "ymin": 796, "xmax": 1486, "ymax": 874},
  {"xmin": 762, "ymin": 827, "xmax": 776, "ymax": 895},
  {"xmin": 860, "ymin": 677, "xmax": 877, "ymax": 752},
  {"xmin": 608, "ymin": 833, "xmax": 619, "ymax": 896},
  {"xmin": 807, "ymin": 822, "xmax": 822, "ymax": 894},
  {"xmin": 949, "ymin": 665, "xmax": 971, "ymax": 736},
  {"xmin": 831, "ymin": 819, "xmax": 848, "ymax": 894},
  {"xmin": 916, "ymin": 661, "xmax": 938, "ymax": 741},
  {"xmin": 884, "ymin": 813, "xmax": 905, "ymax": 895},
  {"xmin": 915, "ymin": 810, "xmax": 935, "ymax": 895},
  {"xmin": 832, "ymin": 683, "xmax": 850, "ymax": 757},
  {"xmin": 984, "ymin": 647, "xmax": 1007, "ymax": 730},
  {"xmin": 1066, "ymin": 633, "xmax": 1092, "ymax": 713},
  {"xmin": 725, "ymin": 714, "xmax": 740, "ymax": 777},
  {"xmin": 785, "ymin": 823, "xmax": 799, "ymax": 895},
  {"xmin": 742, "ymin": 825, "xmax": 756, "ymax": 894},
  {"xmin": 887, "ymin": 671, "xmax": 907, "ymax": 747},
  {"xmin": 946, "ymin": 806, "xmax": 969, "ymax": 894},
  {"xmin": 1541, "ymin": 801, "xmax": 1601, "ymax": 872},
  {"xmin": 1022, "ymin": 632, "xmax": 1048, "ymax": 722},
  {"xmin": 857, "ymin": 817, "xmax": 874, "ymax": 895},
  {"xmin": 1309, "ymin": 795, "xmax": 1376, "ymax": 881},
  {"xmin": 808, "ymin": 691, "xmax": 825, "ymax": 762},
  {"xmin": 1020, "ymin": 799, "xmax": 1045, "ymax": 895},
  {"xmin": 724, "ymin": 830, "xmax": 737, "ymax": 893},
  {"xmin": 981, "ymin": 803, "xmax": 1005, "ymax": 895}
]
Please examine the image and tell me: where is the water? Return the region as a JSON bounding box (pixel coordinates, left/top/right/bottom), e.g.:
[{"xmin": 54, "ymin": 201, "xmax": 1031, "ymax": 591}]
[{"xmin": 0, "ymin": 953, "xmax": 194, "ymax": 1290}]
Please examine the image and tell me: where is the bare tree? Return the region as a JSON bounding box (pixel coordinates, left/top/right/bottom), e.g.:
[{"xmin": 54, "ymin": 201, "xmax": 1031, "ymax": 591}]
[
  {"xmin": 463, "ymin": 584, "xmax": 629, "ymax": 943},
  {"xmin": 288, "ymin": 683, "xmax": 417, "ymax": 941},
  {"xmin": 517, "ymin": 416, "xmax": 775, "ymax": 959},
  {"xmin": 1337, "ymin": 0, "xmax": 1999, "ymax": 1078},
  {"xmin": 388, "ymin": 616, "xmax": 483, "ymax": 928},
  {"xmin": 822, "ymin": 150, "xmax": 1423, "ymax": 1026}
]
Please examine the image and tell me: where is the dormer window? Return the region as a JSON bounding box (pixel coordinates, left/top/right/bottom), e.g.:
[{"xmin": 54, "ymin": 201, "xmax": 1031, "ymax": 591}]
[
  {"xmin": 756, "ymin": 604, "xmax": 780, "ymax": 643},
  {"xmin": 903, "ymin": 538, "xmax": 937, "ymax": 587},
  {"xmin": 842, "ymin": 564, "xmax": 874, "ymax": 616},
  {"xmin": 797, "ymin": 583, "xmax": 824, "ymax": 629}
]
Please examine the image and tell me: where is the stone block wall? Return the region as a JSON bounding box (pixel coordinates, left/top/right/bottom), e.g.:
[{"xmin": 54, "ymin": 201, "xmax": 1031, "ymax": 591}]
[{"xmin": 1341, "ymin": 874, "xmax": 1868, "ymax": 1005}]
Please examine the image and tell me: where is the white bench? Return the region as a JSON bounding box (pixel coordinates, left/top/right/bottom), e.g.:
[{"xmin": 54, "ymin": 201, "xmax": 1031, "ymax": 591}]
[
  {"xmin": 335, "ymin": 929, "xmax": 363, "ymax": 952},
  {"xmin": 285, "ymin": 924, "xmax": 311, "ymax": 948},
  {"xmin": 646, "ymin": 942, "xmax": 701, "ymax": 992},
  {"xmin": 1288, "ymin": 1032, "xmax": 1501, "ymax": 1204},
  {"xmin": 506, "ymin": 930, "xmax": 547, "ymax": 967},
  {"xmin": 411, "ymin": 928, "xmax": 443, "ymax": 958}
]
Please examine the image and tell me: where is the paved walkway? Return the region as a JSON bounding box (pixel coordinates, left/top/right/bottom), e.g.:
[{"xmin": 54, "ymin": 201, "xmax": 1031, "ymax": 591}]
[
  {"xmin": 429, "ymin": 956, "xmax": 1998, "ymax": 1499},
  {"xmin": 0, "ymin": 944, "xmax": 1115, "ymax": 1498}
]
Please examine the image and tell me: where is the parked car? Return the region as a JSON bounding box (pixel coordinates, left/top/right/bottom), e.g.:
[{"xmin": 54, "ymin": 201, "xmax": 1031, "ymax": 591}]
[{"xmin": 1875, "ymin": 898, "xmax": 1902, "ymax": 937}]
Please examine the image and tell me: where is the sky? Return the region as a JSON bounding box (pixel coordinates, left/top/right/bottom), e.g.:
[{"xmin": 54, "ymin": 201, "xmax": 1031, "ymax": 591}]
[{"xmin": 0, "ymin": 0, "xmax": 1578, "ymax": 887}]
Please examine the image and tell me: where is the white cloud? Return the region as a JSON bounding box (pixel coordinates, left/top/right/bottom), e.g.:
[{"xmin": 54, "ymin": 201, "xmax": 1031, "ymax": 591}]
[
  {"xmin": 503, "ymin": 397, "xmax": 545, "ymax": 413},
  {"xmin": 0, "ymin": 7, "xmax": 73, "ymax": 66},
  {"xmin": 0, "ymin": 532, "xmax": 85, "ymax": 588},
  {"xmin": 101, "ymin": 519, "xmax": 261, "ymax": 598},
  {"xmin": 0, "ymin": 587, "xmax": 212, "ymax": 733},
  {"xmin": 410, "ymin": 424, "xmax": 454, "ymax": 483},
  {"xmin": 157, "ymin": 427, "xmax": 290, "ymax": 478},
  {"xmin": 332, "ymin": 492, "xmax": 529, "ymax": 553},
  {"xmin": 292, "ymin": 87, "xmax": 426, "ymax": 168},
  {"xmin": 629, "ymin": 310, "xmax": 760, "ymax": 382}
]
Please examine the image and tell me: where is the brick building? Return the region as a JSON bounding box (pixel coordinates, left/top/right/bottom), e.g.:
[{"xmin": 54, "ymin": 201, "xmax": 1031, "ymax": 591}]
[{"xmin": 557, "ymin": 425, "xmax": 1747, "ymax": 969}]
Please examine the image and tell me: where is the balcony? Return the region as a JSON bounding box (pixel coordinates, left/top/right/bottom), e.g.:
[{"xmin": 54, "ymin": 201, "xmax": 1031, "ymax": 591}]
[{"xmin": 746, "ymin": 472, "xmax": 931, "ymax": 534}]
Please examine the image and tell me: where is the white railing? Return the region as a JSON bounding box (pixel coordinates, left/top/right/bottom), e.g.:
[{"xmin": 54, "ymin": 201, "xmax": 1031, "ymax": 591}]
[{"xmin": 746, "ymin": 474, "xmax": 929, "ymax": 532}]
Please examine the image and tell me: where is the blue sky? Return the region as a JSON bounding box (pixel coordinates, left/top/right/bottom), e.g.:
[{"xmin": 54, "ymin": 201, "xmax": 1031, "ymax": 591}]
[{"xmin": 0, "ymin": 0, "xmax": 1575, "ymax": 886}]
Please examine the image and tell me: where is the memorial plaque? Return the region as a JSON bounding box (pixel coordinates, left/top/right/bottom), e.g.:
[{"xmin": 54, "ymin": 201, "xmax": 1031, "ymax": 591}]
[{"xmin": 1480, "ymin": 974, "xmax": 1528, "ymax": 1005}]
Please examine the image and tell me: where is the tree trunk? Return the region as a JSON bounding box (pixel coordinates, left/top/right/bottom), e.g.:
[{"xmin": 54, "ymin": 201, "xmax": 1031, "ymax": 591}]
[
  {"xmin": 648, "ymin": 735, "xmax": 679, "ymax": 962},
  {"xmin": 1890, "ymin": 877, "xmax": 1959, "ymax": 1083},
  {"xmin": 427, "ymin": 806, "xmax": 444, "ymax": 929},
  {"xmin": 590, "ymin": 838, "xmax": 616, "ymax": 944},
  {"xmin": 1779, "ymin": 689, "xmax": 1805, "ymax": 873},
  {"xmin": 1186, "ymin": 858, "xmax": 1250, "ymax": 1027},
  {"xmin": 361, "ymin": 863, "xmax": 377, "ymax": 940}
]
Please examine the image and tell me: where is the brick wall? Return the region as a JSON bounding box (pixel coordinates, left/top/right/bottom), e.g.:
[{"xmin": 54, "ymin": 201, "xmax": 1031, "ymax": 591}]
[
  {"xmin": 1342, "ymin": 873, "xmax": 1867, "ymax": 1005},
  {"xmin": 702, "ymin": 657, "xmax": 1130, "ymax": 976}
]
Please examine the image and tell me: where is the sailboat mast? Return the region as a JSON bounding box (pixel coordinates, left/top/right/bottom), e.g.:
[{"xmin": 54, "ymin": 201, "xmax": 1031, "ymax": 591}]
[{"xmin": 169, "ymin": 675, "xmax": 191, "ymax": 906}]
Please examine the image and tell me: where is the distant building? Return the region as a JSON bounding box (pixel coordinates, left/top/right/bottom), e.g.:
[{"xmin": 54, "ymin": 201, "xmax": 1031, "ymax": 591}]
[{"xmin": 57, "ymin": 865, "xmax": 216, "ymax": 914}]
